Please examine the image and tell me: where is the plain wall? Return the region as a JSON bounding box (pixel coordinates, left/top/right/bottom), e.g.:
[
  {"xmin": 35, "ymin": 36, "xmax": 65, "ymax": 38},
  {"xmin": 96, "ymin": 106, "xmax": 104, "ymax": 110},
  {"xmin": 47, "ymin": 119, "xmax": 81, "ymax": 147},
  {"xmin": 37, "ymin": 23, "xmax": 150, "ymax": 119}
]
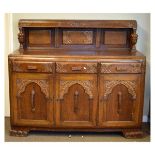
[{"xmin": 5, "ymin": 13, "xmax": 150, "ymax": 121}]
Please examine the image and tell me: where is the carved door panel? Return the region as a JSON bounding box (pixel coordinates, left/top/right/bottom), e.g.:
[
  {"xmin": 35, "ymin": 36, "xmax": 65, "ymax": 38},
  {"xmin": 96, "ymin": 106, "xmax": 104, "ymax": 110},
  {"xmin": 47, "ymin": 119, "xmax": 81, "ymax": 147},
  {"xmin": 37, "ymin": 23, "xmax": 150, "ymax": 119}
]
[
  {"xmin": 56, "ymin": 74, "xmax": 97, "ymax": 127},
  {"xmin": 12, "ymin": 73, "xmax": 53, "ymax": 127},
  {"xmin": 99, "ymin": 74, "xmax": 141, "ymax": 127}
]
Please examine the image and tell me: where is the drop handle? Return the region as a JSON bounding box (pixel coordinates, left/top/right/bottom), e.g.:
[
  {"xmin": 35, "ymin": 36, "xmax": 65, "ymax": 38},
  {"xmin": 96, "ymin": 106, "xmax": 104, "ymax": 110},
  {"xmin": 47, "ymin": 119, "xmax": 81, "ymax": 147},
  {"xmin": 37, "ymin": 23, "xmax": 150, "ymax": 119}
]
[
  {"xmin": 116, "ymin": 66, "xmax": 127, "ymax": 71},
  {"xmin": 31, "ymin": 88, "xmax": 35, "ymax": 112},
  {"xmin": 71, "ymin": 66, "xmax": 87, "ymax": 71},
  {"xmin": 74, "ymin": 91, "xmax": 79, "ymax": 113},
  {"xmin": 117, "ymin": 91, "xmax": 122, "ymax": 114}
]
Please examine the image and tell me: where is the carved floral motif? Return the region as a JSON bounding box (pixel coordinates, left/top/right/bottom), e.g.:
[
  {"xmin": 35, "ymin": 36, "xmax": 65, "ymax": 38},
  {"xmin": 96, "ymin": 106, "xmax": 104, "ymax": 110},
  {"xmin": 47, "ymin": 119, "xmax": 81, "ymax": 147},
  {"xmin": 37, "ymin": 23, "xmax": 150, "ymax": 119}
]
[
  {"xmin": 18, "ymin": 27, "xmax": 24, "ymax": 50},
  {"xmin": 104, "ymin": 80, "xmax": 136, "ymax": 100},
  {"xmin": 16, "ymin": 79, "xmax": 49, "ymax": 98},
  {"xmin": 56, "ymin": 63, "xmax": 97, "ymax": 73},
  {"xmin": 59, "ymin": 80, "xmax": 94, "ymax": 99},
  {"xmin": 63, "ymin": 31, "xmax": 93, "ymax": 45},
  {"xmin": 56, "ymin": 63, "xmax": 67, "ymax": 73},
  {"xmin": 10, "ymin": 129, "xmax": 28, "ymax": 137},
  {"xmin": 130, "ymin": 29, "xmax": 138, "ymax": 51},
  {"xmin": 101, "ymin": 63, "xmax": 141, "ymax": 73},
  {"xmin": 13, "ymin": 63, "xmax": 53, "ymax": 72}
]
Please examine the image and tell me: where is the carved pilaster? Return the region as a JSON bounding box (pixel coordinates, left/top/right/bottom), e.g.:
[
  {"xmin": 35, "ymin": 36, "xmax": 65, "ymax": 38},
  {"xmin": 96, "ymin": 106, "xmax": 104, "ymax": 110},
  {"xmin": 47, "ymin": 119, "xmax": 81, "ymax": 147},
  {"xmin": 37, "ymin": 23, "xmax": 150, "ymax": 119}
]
[
  {"xmin": 18, "ymin": 27, "xmax": 24, "ymax": 51},
  {"xmin": 104, "ymin": 80, "xmax": 137, "ymax": 100},
  {"xmin": 130, "ymin": 29, "xmax": 138, "ymax": 52}
]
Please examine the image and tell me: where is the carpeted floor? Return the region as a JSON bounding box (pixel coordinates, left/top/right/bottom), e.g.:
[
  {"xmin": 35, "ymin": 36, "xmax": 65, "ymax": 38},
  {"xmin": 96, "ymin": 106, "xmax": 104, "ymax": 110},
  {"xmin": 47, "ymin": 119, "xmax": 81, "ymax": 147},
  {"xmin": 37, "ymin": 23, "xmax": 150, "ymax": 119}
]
[{"xmin": 5, "ymin": 117, "xmax": 150, "ymax": 142}]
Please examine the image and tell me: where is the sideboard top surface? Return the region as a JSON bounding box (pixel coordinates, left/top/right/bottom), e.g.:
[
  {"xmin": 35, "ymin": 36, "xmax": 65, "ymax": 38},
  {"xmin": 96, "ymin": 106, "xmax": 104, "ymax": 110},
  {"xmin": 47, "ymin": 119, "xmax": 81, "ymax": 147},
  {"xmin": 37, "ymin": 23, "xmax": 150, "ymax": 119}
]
[{"xmin": 9, "ymin": 49, "xmax": 145, "ymax": 62}]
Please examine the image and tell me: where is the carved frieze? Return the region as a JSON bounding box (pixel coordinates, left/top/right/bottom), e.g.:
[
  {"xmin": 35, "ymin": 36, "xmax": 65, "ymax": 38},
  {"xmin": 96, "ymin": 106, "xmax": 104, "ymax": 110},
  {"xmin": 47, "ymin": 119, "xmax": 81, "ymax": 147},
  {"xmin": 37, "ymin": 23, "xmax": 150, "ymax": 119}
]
[
  {"xmin": 59, "ymin": 80, "xmax": 94, "ymax": 99},
  {"xmin": 13, "ymin": 62, "xmax": 53, "ymax": 72},
  {"xmin": 13, "ymin": 63, "xmax": 22, "ymax": 72},
  {"xmin": 104, "ymin": 80, "xmax": 136, "ymax": 100},
  {"xmin": 63, "ymin": 31, "xmax": 93, "ymax": 45},
  {"xmin": 56, "ymin": 63, "xmax": 67, "ymax": 73},
  {"xmin": 56, "ymin": 63, "xmax": 97, "ymax": 73},
  {"xmin": 101, "ymin": 63, "xmax": 142, "ymax": 73},
  {"xmin": 16, "ymin": 79, "xmax": 49, "ymax": 98}
]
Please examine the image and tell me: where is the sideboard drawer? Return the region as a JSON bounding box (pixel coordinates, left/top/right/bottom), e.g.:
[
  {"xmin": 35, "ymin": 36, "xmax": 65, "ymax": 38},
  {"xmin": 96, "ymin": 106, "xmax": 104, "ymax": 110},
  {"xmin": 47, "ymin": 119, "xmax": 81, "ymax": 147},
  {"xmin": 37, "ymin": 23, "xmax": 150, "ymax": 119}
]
[
  {"xmin": 101, "ymin": 62, "xmax": 142, "ymax": 73},
  {"xmin": 12, "ymin": 61, "xmax": 54, "ymax": 73},
  {"xmin": 56, "ymin": 62, "xmax": 97, "ymax": 73}
]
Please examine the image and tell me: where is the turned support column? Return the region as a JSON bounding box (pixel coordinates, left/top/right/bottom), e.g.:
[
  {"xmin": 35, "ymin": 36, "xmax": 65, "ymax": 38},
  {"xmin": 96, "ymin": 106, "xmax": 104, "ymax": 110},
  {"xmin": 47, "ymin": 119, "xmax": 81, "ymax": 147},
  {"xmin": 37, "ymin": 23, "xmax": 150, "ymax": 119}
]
[
  {"xmin": 18, "ymin": 27, "xmax": 25, "ymax": 51},
  {"xmin": 130, "ymin": 28, "xmax": 138, "ymax": 53}
]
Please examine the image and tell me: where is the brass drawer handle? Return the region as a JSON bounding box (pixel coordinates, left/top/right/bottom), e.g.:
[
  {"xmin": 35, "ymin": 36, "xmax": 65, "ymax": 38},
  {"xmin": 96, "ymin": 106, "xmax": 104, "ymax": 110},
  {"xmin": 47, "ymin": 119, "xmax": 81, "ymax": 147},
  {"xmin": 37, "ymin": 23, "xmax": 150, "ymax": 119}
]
[
  {"xmin": 27, "ymin": 65, "xmax": 38, "ymax": 70},
  {"xmin": 116, "ymin": 66, "xmax": 127, "ymax": 71},
  {"xmin": 71, "ymin": 66, "xmax": 82, "ymax": 71}
]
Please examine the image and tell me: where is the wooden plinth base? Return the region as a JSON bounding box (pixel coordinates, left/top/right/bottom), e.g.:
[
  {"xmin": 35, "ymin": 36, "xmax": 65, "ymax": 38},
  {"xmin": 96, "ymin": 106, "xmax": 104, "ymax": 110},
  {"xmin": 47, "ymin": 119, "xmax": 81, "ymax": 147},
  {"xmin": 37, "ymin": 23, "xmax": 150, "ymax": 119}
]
[
  {"xmin": 122, "ymin": 129, "xmax": 145, "ymax": 138},
  {"xmin": 10, "ymin": 129, "xmax": 29, "ymax": 137}
]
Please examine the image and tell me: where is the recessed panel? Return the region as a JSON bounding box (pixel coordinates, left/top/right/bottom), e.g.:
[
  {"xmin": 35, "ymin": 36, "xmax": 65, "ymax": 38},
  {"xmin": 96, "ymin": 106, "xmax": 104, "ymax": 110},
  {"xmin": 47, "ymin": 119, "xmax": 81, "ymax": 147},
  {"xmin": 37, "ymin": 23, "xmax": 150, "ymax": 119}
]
[
  {"xmin": 63, "ymin": 30, "xmax": 93, "ymax": 45},
  {"xmin": 104, "ymin": 31, "xmax": 127, "ymax": 45},
  {"xmin": 29, "ymin": 30, "xmax": 51, "ymax": 46}
]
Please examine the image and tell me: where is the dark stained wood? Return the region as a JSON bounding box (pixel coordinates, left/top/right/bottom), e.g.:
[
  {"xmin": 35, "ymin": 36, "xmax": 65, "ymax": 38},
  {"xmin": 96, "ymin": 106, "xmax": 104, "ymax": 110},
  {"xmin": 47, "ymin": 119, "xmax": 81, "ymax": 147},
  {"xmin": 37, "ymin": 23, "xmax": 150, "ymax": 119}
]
[
  {"xmin": 19, "ymin": 19, "xmax": 137, "ymax": 29},
  {"xmin": 55, "ymin": 74, "xmax": 97, "ymax": 127},
  {"xmin": 29, "ymin": 30, "xmax": 51, "ymax": 45},
  {"xmin": 17, "ymin": 20, "xmax": 137, "ymax": 52},
  {"xmin": 99, "ymin": 74, "xmax": 141, "ymax": 127},
  {"xmin": 104, "ymin": 31, "xmax": 127, "ymax": 45},
  {"xmin": 12, "ymin": 73, "xmax": 54, "ymax": 127},
  {"xmin": 56, "ymin": 62, "xmax": 97, "ymax": 73},
  {"xmin": 8, "ymin": 20, "xmax": 146, "ymax": 138},
  {"xmin": 62, "ymin": 30, "xmax": 93, "ymax": 45}
]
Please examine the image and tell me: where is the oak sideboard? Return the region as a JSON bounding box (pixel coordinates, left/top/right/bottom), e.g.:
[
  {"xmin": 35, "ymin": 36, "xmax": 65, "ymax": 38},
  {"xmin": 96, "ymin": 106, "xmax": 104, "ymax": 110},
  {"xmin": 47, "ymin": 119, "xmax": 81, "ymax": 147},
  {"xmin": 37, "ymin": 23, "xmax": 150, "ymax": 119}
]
[{"xmin": 8, "ymin": 19, "xmax": 146, "ymax": 138}]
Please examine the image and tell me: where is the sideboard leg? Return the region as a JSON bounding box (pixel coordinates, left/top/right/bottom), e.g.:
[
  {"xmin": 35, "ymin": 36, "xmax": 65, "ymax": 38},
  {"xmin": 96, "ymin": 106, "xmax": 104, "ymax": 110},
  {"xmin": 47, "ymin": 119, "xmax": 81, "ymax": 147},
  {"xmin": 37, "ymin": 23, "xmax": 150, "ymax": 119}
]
[
  {"xmin": 122, "ymin": 129, "xmax": 145, "ymax": 139},
  {"xmin": 10, "ymin": 129, "xmax": 29, "ymax": 137}
]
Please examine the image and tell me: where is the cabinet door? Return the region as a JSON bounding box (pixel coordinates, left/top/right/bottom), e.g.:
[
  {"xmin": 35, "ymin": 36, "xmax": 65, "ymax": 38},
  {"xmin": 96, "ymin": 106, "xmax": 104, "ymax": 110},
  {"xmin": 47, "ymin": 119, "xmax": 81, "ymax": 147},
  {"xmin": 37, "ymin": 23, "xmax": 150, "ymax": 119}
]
[
  {"xmin": 56, "ymin": 74, "xmax": 97, "ymax": 127},
  {"xmin": 12, "ymin": 73, "xmax": 53, "ymax": 127},
  {"xmin": 99, "ymin": 74, "xmax": 142, "ymax": 127}
]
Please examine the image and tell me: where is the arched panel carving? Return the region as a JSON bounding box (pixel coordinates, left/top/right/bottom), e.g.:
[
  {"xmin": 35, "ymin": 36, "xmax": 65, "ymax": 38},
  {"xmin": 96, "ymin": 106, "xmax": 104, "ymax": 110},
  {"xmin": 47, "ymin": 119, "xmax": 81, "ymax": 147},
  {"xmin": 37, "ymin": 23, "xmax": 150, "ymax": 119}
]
[
  {"xmin": 16, "ymin": 79, "xmax": 49, "ymax": 98},
  {"xmin": 59, "ymin": 80, "xmax": 94, "ymax": 99},
  {"xmin": 104, "ymin": 80, "xmax": 136, "ymax": 100}
]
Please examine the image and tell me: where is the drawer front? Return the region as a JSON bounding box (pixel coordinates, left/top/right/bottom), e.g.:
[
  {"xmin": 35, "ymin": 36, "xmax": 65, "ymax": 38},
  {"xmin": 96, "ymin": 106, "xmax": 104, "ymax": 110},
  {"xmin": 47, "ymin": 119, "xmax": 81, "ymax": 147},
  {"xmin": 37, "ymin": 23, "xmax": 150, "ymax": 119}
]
[
  {"xmin": 56, "ymin": 62, "xmax": 97, "ymax": 73},
  {"xmin": 101, "ymin": 62, "xmax": 142, "ymax": 73},
  {"xmin": 12, "ymin": 61, "xmax": 54, "ymax": 73}
]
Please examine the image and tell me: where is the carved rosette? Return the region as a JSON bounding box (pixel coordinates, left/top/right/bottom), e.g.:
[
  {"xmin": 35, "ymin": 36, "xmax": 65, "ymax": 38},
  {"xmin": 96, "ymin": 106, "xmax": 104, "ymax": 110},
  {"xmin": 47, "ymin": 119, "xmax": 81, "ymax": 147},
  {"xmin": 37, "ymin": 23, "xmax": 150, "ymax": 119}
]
[
  {"xmin": 59, "ymin": 80, "xmax": 94, "ymax": 99},
  {"xmin": 130, "ymin": 29, "xmax": 138, "ymax": 51},
  {"xmin": 16, "ymin": 79, "xmax": 49, "ymax": 98},
  {"xmin": 18, "ymin": 27, "xmax": 24, "ymax": 50},
  {"xmin": 101, "ymin": 63, "xmax": 142, "ymax": 73},
  {"xmin": 104, "ymin": 80, "xmax": 136, "ymax": 100}
]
